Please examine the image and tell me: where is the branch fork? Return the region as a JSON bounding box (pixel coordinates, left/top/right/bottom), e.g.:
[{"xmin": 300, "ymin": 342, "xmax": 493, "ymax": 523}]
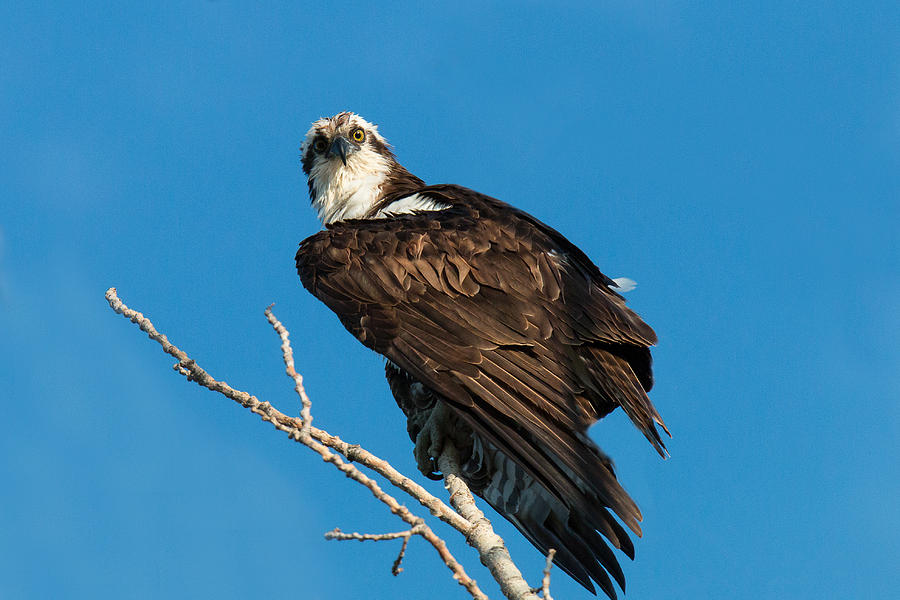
[{"xmin": 105, "ymin": 287, "xmax": 554, "ymax": 600}]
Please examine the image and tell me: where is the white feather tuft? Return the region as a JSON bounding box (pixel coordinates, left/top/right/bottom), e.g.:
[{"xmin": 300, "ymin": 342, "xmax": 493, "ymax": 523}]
[
  {"xmin": 375, "ymin": 193, "xmax": 450, "ymax": 218},
  {"xmin": 610, "ymin": 277, "xmax": 637, "ymax": 293}
]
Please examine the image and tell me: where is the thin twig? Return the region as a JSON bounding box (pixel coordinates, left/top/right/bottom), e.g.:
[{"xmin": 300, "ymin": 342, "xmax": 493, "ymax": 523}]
[
  {"xmin": 324, "ymin": 526, "xmax": 421, "ymax": 575},
  {"xmin": 105, "ymin": 288, "xmax": 487, "ymax": 600},
  {"xmin": 265, "ymin": 304, "xmax": 312, "ymax": 438},
  {"xmin": 541, "ymin": 549, "xmax": 557, "ymax": 600},
  {"xmin": 392, "ymin": 530, "xmax": 413, "ymax": 575},
  {"xmin": 438, "ymin": 444, "xmax": 540, "ymax": 600},
  {"xmin": 324, "ymin": 527, "xmax": 415, "ymax": 542}
]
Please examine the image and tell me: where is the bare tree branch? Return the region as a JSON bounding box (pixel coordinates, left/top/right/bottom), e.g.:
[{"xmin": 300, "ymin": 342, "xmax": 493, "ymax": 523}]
[
  {"xmin": 106, "ymin": 287, "xmax": 554, "ymax": 600},
  {"xmin": 105, "ymin": 288, "xmax": 486, "ymax": 600},
  {"xmin": 105, "ymin": 287, "xmax": 468, "ymax": 532}
]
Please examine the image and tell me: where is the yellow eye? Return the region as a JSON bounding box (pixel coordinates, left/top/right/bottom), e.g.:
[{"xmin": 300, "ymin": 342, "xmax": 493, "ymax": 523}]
[{"xmin": 351, "ymin": 127, "xmax": 366, "ymax": 143}]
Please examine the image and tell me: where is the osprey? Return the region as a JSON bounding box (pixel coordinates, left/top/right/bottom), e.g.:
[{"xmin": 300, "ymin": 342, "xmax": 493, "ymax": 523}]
[{"xmin": 295, "ymin": 112, "xmax": 668, "ymax": 598}]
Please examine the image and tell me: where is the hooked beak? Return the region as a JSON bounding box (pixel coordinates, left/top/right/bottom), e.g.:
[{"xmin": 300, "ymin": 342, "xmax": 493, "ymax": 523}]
[{"xmin": 327, "ymin": 136, "xmax": 355, "ymax": 166}]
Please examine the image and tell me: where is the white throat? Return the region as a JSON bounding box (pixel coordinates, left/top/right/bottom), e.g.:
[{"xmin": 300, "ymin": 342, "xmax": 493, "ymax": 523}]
[{"xmin": 310, "ymin": 153, "xmax": 392, "ymax": 225}]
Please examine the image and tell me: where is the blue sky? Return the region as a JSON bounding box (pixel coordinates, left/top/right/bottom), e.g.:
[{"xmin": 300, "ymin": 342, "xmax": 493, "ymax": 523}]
[{"xmin": 1, "ymin": 2, "xmax": 898, "ymax": 598}]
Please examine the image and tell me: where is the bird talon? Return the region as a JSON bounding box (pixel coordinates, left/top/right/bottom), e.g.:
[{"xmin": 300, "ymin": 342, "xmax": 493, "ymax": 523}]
[{"xmin": 413, "ymin": 402, "xmax": 452, "ymax": 478}]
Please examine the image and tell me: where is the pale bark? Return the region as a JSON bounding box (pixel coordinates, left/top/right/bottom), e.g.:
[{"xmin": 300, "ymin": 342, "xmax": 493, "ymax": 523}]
[{"xmin": 105, "ymin": 287, "xmax": 554, "ymax": 600}]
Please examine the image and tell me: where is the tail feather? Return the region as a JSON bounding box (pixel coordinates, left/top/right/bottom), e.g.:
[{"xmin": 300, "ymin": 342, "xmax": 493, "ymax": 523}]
[
  {"xmin": 462, "ymin": 429, "xmax": 633, "ymax": 599},
  {"xmin": 387, "ymin": 361, "xmax": 644, "ymax": 599}
]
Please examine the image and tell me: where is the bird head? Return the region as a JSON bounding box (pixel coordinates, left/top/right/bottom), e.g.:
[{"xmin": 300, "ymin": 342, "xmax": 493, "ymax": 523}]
[{"xmin": 301, "ymin": 112, "xmax": 418, "ymax": 225}]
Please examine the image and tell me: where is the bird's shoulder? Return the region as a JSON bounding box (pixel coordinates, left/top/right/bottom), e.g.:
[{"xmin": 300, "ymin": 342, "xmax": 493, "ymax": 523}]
[{"xmin": 297, "ymin": 184, "xmax": 607, "ymax": 282}]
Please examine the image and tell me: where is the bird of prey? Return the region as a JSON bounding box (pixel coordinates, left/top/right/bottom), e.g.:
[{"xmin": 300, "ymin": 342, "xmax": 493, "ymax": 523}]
[{"xmin": 295, "ymin": 112, "xmax": 668, "ymax": 598}]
